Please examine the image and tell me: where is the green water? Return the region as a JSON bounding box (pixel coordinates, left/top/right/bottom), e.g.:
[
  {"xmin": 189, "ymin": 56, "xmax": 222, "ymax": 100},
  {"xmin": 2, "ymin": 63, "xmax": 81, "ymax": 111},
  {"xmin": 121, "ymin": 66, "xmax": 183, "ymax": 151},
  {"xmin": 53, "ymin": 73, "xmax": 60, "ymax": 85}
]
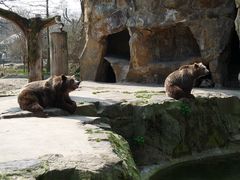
[{"xmin": 150, "ymin": 154, "xmax": 240, "ymax": 180}]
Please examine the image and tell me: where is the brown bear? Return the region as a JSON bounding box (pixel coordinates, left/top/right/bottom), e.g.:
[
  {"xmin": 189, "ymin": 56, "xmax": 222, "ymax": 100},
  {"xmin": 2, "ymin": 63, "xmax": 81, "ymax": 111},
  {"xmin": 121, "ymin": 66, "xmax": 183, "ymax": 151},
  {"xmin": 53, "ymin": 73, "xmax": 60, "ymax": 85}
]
[
  {"xmin": 18, "ymin": 74, "xmax": 80, "ymax": 116},
  {"xmin": 164, "ymin": 62, "xmax": 209, "ymax": 100}
]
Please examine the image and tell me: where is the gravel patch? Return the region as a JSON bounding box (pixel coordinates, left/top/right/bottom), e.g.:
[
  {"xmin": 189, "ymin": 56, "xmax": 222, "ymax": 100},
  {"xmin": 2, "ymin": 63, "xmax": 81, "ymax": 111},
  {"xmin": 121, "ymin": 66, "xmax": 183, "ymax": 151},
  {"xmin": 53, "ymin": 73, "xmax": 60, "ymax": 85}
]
[{"xmin": 0, "ymin": 78, "xmax": 28, "ymax": 96}]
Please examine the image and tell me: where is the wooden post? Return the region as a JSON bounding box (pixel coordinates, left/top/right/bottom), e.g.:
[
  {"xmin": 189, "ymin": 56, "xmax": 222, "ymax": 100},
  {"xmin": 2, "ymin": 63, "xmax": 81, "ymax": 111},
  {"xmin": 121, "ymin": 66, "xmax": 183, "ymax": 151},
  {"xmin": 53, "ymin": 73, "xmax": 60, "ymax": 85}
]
[{"xmin": 50, "ymin": 31, "xmax": 68, "ymax": 76}]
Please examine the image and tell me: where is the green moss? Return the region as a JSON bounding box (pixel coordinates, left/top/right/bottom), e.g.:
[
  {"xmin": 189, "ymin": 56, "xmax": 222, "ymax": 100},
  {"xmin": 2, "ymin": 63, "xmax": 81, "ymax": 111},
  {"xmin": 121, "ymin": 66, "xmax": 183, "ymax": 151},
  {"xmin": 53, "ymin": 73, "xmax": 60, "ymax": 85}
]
[
  {"xmin": 122, "ymin": 91, "xmax": 132, "ymax": 94},
  {"xmin": 135, "ymin": 93, "xmax": 152, "ymax": 99},
  {"xmin": 131, "ymin": 90, "xmax": 164, "ymax": 105},
  {"xmin": 33, "ymin": 161, "xmax": 50, "ymax": 177},
  {"xmin": 134, "ymin": 90, "xmax": 162, "ymax": 100},
  {"xmin": 179, "ymin": 102, "xmax": 191, "ymax": 117},
  {"xmin": 134, "ymin": 99, "xmax": 150, "ymax": 105},
  {"xmin": 92, "ymin": 90, "xmax": 110, "ymax": 94},
  {"xmin": 173, "ymin": 142, "xmax": 191, "ymax": 158},
  {"xmin": 85, "ymin": 129, "xmax": 94, "ymax": 134},
  {"xmin": 207, "ymin": 135, "xmax": 219, "ymax": 148},
  {"xmin": 108, "ymin": 132, "xmax": 141, "ymax": 180},
  {"xmin": 206, "ymin": 130, "xmax": 226, "ymax": 148},
  {"xmin": 164, "ymin": 101, "xmax": 192, "ymax": 118},
  {"xmin": 0, "ymin": 174, "xmax": 10, "ymax": 180},
  {"xmin": 95, "ymin": 138, "xmax": 101, "ymax": 142},
  {"xmin": 85, "ymin": 129, "xmax": 102, "ymax": 134},
  {"xmin": 89, "ymin": 137, "xmax": 108, "ymax": 142},
  {"xmin": 133, "ymin": 136, "xmax": 145, "ymax": 146}
]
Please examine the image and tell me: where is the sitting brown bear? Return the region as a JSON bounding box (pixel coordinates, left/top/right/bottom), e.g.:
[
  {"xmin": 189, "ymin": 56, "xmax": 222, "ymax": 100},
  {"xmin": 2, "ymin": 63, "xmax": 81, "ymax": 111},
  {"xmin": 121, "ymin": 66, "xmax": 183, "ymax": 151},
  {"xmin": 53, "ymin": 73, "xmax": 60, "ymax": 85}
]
[
  {"xmin": 18, "ymin": 74, "xmax": 80, "ymax": 116},
  {"xmin": 164, "ymin": 62, "xmax": 209, "ymax": 100}
]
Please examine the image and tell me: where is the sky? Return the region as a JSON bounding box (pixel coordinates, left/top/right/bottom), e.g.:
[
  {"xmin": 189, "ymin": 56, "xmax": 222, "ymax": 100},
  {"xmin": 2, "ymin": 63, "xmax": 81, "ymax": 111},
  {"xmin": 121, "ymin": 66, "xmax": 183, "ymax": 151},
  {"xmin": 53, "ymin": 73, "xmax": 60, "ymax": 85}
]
[{"xmin": 0, "ymin": 0, "xmax": 81, "ymax": 19}]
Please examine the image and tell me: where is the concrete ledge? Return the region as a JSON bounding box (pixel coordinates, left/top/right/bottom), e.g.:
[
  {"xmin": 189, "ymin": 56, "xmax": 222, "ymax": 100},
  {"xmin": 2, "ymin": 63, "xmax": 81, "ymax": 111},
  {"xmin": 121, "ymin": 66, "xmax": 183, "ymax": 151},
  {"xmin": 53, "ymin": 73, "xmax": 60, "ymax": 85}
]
[{"xmin": 0, "ymin": 116, "xmax": 139, "ymax": 179}]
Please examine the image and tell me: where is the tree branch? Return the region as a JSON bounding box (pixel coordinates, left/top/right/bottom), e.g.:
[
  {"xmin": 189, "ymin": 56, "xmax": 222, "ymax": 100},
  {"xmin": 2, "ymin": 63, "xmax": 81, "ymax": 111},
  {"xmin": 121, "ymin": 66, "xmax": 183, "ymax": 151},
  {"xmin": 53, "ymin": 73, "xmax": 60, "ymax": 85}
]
[
  {"xmin": 40, "ymin": 15, "xmax": 61, "ymax": 29},
  {"xmin": 63, "ymin": 8, "xmax": 72, "ymax": 23},
  {"xmin": 0, "ymin": 7, "xmax": 28, "ymax": 33},
  {"xmin": 0, "ymin": 0, "xmax": 14, "ymax": 10}
]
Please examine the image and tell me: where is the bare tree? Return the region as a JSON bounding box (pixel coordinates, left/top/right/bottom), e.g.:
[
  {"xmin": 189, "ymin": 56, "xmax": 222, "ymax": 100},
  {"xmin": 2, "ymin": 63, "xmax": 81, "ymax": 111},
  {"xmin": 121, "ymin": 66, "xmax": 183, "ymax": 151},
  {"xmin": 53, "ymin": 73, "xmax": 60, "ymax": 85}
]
[
  {"xmin": 0, "ymin": 7, "xmax": 60, "ymax": 82},
  {"xmin": 0, "ymin": 0, "xmax": 15, "ymax": 10},
  {"xmin": 61, "ymin": 2, "xmax": 85, "ymax": 74}
]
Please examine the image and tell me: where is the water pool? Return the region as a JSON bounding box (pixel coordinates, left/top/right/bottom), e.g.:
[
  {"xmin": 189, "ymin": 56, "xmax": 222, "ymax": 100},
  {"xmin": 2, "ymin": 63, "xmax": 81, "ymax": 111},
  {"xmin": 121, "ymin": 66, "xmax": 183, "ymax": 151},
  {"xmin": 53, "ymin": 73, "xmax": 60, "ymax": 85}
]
[{"xmin": 150, "ymin": 154, "xmax": 240, "ymax": 180}]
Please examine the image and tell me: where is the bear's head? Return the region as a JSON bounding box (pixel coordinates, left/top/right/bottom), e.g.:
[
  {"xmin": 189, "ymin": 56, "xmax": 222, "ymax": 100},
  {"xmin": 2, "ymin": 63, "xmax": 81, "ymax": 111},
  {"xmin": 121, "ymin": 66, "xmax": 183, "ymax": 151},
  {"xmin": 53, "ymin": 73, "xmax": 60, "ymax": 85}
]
[
  {"xmin": 61, "ymin": 75, "xmax": 80, "ymax": 92},
  {"xmin": 193, "ymin": 62, "xmax": 209, "ymax": 78}
]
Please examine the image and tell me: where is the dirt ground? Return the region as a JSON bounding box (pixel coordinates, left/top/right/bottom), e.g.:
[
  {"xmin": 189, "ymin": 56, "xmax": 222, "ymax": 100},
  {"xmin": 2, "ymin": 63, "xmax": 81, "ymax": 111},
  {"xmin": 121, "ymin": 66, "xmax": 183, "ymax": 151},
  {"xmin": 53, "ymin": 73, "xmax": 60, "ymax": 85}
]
[{"xmin": 0, "ymin": 78, "xmax": 28, "ymax": 97}]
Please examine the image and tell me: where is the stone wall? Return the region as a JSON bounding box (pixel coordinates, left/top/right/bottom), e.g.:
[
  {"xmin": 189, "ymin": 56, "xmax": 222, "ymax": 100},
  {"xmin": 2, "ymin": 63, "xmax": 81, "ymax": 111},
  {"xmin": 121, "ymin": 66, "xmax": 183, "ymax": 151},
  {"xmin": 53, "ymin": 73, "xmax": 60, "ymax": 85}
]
[
  {"xmin": 80, "ymin": 0, "xmax": 239, "ymax": 87},
  {"xmin": 99, "ymin": 96, "xmax": 240, "ymax": 166}
]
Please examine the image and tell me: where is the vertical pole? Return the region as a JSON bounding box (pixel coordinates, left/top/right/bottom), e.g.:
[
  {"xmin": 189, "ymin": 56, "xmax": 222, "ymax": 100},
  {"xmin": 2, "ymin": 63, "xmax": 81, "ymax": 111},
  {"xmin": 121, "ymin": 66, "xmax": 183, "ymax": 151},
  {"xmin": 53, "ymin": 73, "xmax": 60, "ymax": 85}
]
[
  {"xmin": 50, "ymin": 31, "xmax": 68, "ymax": 76},
  {"xmin": 46, "ymin": 0, "xmax": 50, "ymax": 73}
]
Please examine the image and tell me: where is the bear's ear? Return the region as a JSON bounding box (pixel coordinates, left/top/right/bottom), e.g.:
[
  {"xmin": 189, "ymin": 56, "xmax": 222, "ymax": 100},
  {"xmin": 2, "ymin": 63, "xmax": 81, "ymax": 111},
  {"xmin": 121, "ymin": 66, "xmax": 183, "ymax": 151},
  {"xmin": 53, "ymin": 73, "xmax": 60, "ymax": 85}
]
[
  {"xmin": 194, "ymin": 63, "xmax": 199, "ymax": 69},
  {"xmin": 61, "ymin": 74, "xmax": 67, "ymax": 81}
]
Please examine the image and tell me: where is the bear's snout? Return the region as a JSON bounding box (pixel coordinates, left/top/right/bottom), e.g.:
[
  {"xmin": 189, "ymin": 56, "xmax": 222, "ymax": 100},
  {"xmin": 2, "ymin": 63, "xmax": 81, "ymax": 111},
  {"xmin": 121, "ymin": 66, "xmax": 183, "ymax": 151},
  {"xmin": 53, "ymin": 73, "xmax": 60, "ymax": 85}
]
[
  {"xmin": 72, "ymin": 81, "xmax": 80, "ymax": 90},
  {"xmin": 205, "ymin": 69, "xmax": 210, "ymax": 74}
]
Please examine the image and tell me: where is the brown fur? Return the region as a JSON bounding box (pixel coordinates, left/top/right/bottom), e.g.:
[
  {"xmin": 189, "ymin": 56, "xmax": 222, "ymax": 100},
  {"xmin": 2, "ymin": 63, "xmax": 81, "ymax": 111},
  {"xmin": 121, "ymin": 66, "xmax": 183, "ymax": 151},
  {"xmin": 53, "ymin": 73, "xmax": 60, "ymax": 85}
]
[
  {"xmin": 18, "ymin": 75, "xmax": 80, "ymax": 116},
  {"xmin": 164, "ymin": 62, "xmax": 209, "ymax": 100}
]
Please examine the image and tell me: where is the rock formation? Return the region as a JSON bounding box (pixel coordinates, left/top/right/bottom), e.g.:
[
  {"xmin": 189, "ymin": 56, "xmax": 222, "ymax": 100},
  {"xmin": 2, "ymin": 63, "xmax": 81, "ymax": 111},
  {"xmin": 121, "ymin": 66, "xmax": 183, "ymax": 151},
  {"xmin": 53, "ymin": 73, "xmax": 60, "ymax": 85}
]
[
  {"xmin": 80, "ymin": 0, "xmax": 240, "ymax": 87},
  {"xmin": 1, "ymin": 82, "xmax": 240, "ymax": 179}
]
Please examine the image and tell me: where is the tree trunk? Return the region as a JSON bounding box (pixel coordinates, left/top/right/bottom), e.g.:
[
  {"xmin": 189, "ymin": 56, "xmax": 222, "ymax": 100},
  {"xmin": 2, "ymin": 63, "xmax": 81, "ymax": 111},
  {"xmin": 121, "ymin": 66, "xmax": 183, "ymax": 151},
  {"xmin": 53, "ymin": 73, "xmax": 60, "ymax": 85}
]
[
  {"xmin": 26, "ymin": 31, "xmax": 42, "ymax": 82},
  {"xmin": 50, "ymin": 31, "xmax": 68, "ymax": 76}
]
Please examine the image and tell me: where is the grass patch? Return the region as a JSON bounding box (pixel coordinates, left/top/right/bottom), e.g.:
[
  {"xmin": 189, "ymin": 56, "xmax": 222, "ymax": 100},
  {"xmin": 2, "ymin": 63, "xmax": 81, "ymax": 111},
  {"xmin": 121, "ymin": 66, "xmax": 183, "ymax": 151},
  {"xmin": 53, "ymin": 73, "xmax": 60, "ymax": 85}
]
[
  {"xmin": 134, "ymin": 90, "xmax": 163, "ymax": 101},
  {"xmin": 122, "ymin": 91, "xmax": 133, "ymax": 94},
  {"xmin": 92, "ymin": 90, "xmax": 110, "ymax": 94},
  {"xmin": 85, "ymin": 128, "xmax": 103, "ymax": 134}
]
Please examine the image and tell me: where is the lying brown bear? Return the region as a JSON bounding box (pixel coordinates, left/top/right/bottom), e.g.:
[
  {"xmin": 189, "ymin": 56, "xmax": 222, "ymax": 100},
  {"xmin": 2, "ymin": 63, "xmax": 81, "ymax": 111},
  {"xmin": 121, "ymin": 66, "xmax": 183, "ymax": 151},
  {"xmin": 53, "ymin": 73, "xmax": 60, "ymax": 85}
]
[
  {"xmin": 18, "ymin": 74, "xmax": 80, "ymax": 116},
  {"xmin": 164, "ymin": 62, "xmax": 209, "ymax": 100}
]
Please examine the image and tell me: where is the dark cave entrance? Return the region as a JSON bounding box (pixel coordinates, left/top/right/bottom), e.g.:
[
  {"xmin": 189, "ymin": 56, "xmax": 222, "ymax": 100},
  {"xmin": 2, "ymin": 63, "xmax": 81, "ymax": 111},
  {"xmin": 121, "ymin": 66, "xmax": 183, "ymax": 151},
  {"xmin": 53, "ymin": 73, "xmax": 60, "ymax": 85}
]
[
  {"xmin": 95, "ymin": 59, "xmax": 116, "ymax": 83},
  {"xmin": 225, "ymin": 29, "xmax": 240, "ymax": 88},
  {"xmin": 106, "ymin": 29, "xmax": 130, "ymax": 60},
  {"xmin": 96, "ymin": 29, "xmax": 130, "ymax": 83}
]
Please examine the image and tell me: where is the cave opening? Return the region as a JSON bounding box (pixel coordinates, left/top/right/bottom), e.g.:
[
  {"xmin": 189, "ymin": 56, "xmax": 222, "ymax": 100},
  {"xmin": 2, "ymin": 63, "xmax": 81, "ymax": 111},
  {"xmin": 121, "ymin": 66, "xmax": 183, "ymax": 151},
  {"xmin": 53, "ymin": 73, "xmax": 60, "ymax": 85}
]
[
  {"xmin": 106, "ymin": 29, "xmax": 130, "ymax": 60},
  {"xmin": 96, "ymin": 29, "xmax": 130, "ymax": 83},
  {"xmin": 95, "ymin": 59, "xmax": 116, "ymax": 83},
  {"xmin": 225, "ymin": 29, "xmax": 240, "ymax": 88}
]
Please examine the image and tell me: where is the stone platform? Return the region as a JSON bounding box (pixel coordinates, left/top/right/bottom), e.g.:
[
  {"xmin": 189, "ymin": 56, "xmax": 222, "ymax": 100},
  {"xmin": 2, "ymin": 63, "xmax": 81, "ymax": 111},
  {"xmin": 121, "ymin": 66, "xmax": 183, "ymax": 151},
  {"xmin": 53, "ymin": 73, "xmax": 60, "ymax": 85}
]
[
  {"xmin": 0, "ymin": 81, "xmax": 240, "ymax": 179},
  {"xmin": 0, "ymin": 116, "xmax": 139, "ymax": 179}
]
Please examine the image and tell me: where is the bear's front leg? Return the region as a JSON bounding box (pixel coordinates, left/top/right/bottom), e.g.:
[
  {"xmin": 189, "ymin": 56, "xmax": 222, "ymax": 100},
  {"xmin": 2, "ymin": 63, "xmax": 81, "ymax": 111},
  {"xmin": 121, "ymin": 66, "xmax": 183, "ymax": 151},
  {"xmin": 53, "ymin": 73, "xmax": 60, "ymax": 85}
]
[
  {"xmin": 67, "ymin": 101, "xmax": 77, "ymax": 114},
  {"xmin": 56, "ymin": 99, "xmax": 77, "ymax": 114},
  {"xmin": 62, "ymin": 102, "xmax": 77, "ymax": 114},
  {"xmin": 64, "ymin": 95, "xmax": 75, "ymax": 104}
]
